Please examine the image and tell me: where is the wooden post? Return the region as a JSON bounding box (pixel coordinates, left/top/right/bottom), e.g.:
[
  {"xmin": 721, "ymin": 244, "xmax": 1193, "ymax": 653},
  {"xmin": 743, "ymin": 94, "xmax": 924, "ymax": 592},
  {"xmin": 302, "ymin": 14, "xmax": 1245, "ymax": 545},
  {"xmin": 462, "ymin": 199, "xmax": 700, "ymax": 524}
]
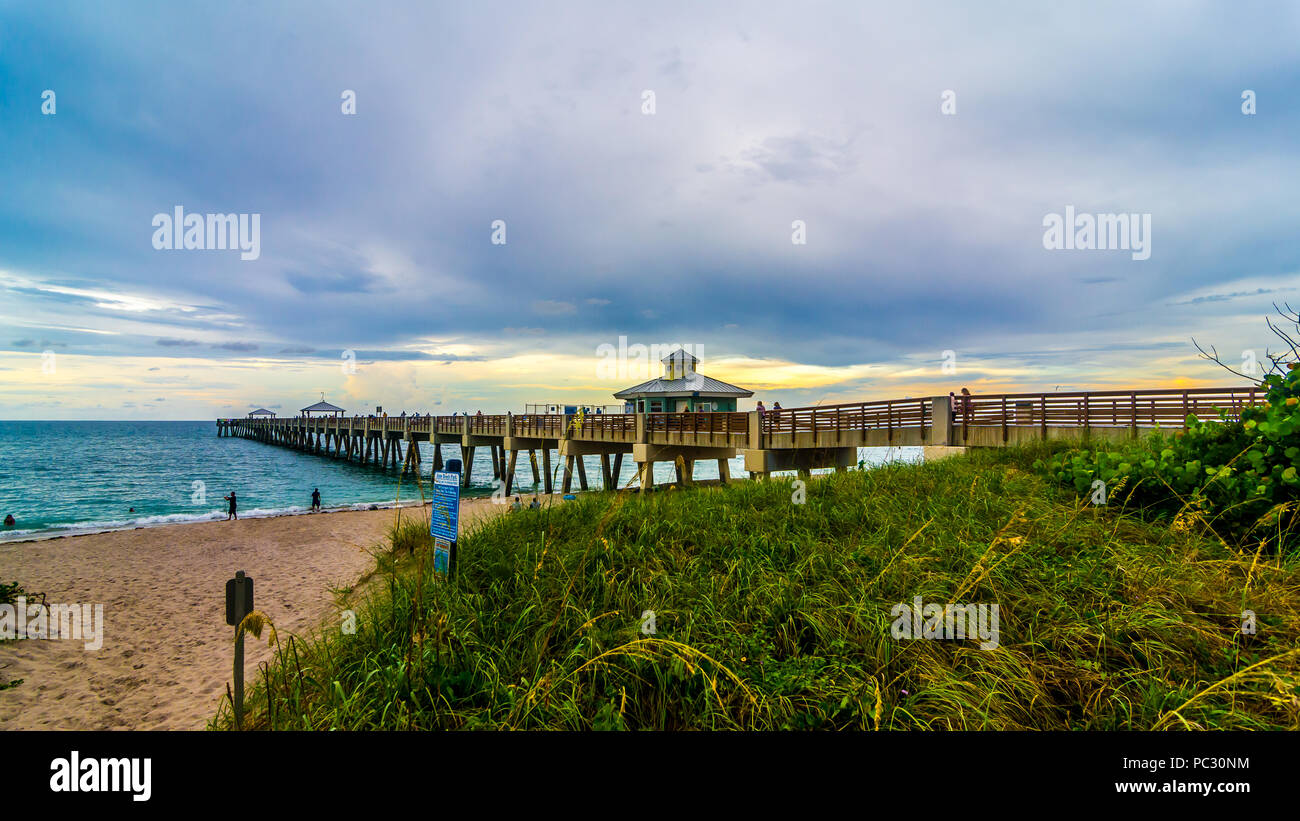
[
  {"xmin": 562, "ymin": 455, "xmax": 575, "ymax": 493},
  {"xmin": 529, "ymin": 450, "xmax": 541, "ymax": 484},
  {"xmin": 675, "ymin": 456, "xmax": 694, "ymax": 486},
  {"xmin": 639, "ymin": 460, "xmax": 653, "ymax": 492},
  {"xmin": 576, "ymin": 456, "xmax": 588, "ymax": 491},
  {"xmin": 601, "ymin": 453, "xmax": 612, "ymax": 489},
  {"xmin": 542, "ymin": 447, "xmax": 553, "ymax": 494},
  {"xmin": 434, "ymin": 443, "xmax": 443, "ymax": 471},
  {"xmin": 612, "ymin": 453, "xmax": 624, "ymax": 488},
  {"xmin": 505, "ymin": 450, "xmax": 518, "ymax": 495},
  {"xmin": 462, "ymin": 446, "xmax": 475, "ymax": 487},
  {"xmin": 717, "ymin": 457, "xmax": 730, "ymax": 484}
]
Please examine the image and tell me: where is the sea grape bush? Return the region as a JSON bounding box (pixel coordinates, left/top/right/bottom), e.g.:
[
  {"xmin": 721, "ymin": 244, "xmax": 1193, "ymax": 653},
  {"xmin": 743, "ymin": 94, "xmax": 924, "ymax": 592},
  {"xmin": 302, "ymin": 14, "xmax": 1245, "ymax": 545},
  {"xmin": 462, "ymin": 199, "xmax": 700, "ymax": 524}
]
[{"xmin": 1035, "ymin": 366, "xmax": 1300, "ymax": 545}]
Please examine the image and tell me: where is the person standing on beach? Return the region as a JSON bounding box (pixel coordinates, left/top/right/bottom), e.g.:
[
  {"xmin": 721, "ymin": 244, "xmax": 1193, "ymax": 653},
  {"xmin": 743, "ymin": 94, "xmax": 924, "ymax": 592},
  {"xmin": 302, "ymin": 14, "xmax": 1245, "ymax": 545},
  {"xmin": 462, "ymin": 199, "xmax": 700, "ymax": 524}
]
[
  {"xmin": 224, "ymin": 491, "xmax": 238, "ymax": 521},
  {"xmin": 311, "ymin": 488, "xmax": 321, "ymax": 512}
]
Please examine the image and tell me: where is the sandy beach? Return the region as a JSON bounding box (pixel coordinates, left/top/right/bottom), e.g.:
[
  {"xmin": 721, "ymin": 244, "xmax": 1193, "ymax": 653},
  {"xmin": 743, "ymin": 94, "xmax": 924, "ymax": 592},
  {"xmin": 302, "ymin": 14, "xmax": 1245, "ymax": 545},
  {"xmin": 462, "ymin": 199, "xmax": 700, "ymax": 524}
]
[{"xmin": 0, "ymin": 499, "xmax": 507, "ymax": 730}]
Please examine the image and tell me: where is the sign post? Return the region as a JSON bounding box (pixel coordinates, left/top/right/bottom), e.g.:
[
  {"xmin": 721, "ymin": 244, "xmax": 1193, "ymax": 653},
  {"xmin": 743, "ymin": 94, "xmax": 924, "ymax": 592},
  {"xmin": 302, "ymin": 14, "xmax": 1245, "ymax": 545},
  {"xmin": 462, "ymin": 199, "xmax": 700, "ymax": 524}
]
[
  {"xmin": 224, "ymin": 570, "xmax": 254, "ymax": 728},
  {"xmin": 431, "ymin": 458, "xmax": 462, "ymax": 576}
]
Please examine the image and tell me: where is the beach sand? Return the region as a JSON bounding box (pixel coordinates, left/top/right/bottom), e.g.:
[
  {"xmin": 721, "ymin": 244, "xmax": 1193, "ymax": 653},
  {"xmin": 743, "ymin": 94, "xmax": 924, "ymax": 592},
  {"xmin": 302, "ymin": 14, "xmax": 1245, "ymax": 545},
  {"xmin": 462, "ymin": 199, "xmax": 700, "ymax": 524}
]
[{"xmin": 0, "ymin": 499, "xmax": 507, "ymax": 730}]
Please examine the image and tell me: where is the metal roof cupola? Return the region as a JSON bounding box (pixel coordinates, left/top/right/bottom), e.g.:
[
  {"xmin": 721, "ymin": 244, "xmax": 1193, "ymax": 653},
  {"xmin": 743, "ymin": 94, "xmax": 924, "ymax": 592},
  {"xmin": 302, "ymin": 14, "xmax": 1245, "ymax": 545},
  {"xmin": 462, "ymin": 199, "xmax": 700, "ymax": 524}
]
[{"xmin": 613, "ymin": 348, "xmax": 753, "ymax": 413}]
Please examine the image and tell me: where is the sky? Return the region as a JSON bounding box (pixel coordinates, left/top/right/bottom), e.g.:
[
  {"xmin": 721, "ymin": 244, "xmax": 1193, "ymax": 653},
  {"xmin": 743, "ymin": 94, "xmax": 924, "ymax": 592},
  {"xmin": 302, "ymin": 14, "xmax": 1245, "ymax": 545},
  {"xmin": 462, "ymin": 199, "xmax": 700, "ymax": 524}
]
[{"xmin": 2, "ymin": 1, "xmax": 1299, "ymax": 419}]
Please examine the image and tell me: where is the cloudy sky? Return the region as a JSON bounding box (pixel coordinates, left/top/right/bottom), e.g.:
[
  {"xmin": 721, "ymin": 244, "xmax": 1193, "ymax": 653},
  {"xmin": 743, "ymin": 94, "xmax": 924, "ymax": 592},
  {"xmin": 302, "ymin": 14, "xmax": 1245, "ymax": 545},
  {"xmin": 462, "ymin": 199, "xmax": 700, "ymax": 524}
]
[{"xmin": 2, "ymin": 1, "xmax": 1298, "ymax": 419}]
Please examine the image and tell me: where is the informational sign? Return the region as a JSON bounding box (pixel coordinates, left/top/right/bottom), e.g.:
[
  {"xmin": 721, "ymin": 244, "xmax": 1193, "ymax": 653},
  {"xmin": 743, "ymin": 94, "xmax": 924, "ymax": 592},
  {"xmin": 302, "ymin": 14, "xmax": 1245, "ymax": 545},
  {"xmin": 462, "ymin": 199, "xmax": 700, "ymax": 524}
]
[
  {"xmin": 225, "ymin": 570, "xmax": 254, "ymax": 626},
  {"xmin": 431, "ymin": 468, "xmax": 461, "ymax": 543},
  {"xmin": 433, "ymin": 537, "xmax": 451, "ymax": 575}
]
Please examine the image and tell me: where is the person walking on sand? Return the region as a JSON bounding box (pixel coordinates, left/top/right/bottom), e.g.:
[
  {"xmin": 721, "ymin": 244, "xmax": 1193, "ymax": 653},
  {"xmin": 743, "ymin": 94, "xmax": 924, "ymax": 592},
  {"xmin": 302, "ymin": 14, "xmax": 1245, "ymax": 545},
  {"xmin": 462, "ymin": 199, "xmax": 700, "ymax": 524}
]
[
  {"xmin": 224, "ymin": 491, "xmax": 238, "ymax": 521},
  {"xmin": 311, "ymin": 488, "xmax": 321, "ymax": 512}
]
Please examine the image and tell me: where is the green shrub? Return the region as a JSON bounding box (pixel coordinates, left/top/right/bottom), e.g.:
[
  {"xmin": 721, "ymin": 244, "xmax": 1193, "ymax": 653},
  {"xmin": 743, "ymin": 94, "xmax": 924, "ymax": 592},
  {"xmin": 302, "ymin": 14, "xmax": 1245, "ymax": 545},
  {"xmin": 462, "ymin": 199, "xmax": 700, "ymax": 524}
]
[{"xmin": 1036, "ymin": 367, "xmax": 1300, "ymax": 547}]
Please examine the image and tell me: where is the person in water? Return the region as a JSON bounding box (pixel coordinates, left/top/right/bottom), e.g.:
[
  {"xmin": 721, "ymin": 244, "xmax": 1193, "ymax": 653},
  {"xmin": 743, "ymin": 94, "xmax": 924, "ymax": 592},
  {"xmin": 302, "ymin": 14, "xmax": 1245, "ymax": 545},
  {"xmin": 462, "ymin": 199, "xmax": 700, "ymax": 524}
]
[
  {"xmin": 224, "ymin": 491, "xmax": 238, "ymax": 521},
  {"xmin": 311, "ymin": 488, "xmax": 321, "ymax": 512},
  {"xmin": 3, "ymin": 514, "xmax": 14, "ymax": 527}
]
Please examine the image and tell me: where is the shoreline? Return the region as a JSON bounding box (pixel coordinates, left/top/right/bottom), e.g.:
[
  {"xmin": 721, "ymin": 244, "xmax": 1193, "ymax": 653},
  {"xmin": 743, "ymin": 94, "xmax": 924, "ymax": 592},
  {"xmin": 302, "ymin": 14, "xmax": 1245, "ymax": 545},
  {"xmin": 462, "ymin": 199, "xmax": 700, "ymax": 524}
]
[
  {"xmin": 0, "ymin": 499, "xmax": 512, "ymax": 730},
  {"xmin": 0, "ymin": 479, "xmax": 713, "ymax": 546},
  {"xmin": 0, "ymin": 498, "xmax": 433, "ymax": 546}
]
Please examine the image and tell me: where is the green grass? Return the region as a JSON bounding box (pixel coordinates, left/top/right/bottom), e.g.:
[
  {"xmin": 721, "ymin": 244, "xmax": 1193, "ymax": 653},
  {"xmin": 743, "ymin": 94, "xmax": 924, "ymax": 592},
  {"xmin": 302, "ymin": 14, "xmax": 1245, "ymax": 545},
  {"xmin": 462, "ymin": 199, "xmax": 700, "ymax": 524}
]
[{"xmin": 213, "ymin": 445, "xmax": 1300, "ymax": 730}]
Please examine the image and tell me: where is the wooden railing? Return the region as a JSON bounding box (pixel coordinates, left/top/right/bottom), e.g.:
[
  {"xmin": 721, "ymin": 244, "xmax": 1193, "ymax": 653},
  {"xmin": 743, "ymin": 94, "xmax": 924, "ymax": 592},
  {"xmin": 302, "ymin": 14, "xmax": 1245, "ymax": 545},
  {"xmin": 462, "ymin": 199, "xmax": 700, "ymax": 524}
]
[
  {"xmin": 468, "ymin": 414, "xmax": 508, "ymax": 435},
  {"xmin": 572, "ymin": 413, "xmax": 637, "ymax": 436},
  {"xmin": 762, "ymin": 398, "xmax": 930, "ymax": 436},
  {"xmin": 647, "ymin": 411, "xmax": 749, "ymax": 434},
  {"xmin": 954, "ymin": 387, "xmax": 1261, "ymax": 431},
  {"xmin": 513, "ymin": 414, "xmax": 566, "ymax": 437},
  {"xmin": 223, "ymin": 386, "xmax": 1264, "ymax": 446}
]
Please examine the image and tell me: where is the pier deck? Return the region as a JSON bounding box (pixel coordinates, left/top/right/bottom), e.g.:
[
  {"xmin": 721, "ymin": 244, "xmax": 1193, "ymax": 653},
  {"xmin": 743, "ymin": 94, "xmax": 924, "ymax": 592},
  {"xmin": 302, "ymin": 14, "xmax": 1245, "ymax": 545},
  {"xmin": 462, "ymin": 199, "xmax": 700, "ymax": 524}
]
[{"xmin": 216, "ymin": 386, "xmax": 1261, "ymax": 490}]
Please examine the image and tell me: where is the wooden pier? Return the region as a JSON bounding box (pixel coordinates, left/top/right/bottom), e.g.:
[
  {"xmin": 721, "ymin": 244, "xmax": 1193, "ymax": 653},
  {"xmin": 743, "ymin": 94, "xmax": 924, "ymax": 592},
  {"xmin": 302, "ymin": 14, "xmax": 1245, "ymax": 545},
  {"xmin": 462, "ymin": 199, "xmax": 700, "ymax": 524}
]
[{"xmin": 216, "ymin": 386, "xmax": 1261, "ymax": 490}]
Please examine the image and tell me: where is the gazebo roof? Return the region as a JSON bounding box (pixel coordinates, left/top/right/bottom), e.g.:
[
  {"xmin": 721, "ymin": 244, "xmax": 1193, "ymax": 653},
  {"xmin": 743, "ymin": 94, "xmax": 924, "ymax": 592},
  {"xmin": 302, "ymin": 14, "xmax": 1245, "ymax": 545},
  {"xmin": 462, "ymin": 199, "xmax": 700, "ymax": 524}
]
[
  {"xmin": 614, "ymin": 373, "xmax": 753, "ymax": 399},
  {"xmin": 248, "ymin": 408, "xmax": 275, "ymax": 416},
  {"xmin": 301, "ymin": 399, "xmax": 346, "ymax": 413}
]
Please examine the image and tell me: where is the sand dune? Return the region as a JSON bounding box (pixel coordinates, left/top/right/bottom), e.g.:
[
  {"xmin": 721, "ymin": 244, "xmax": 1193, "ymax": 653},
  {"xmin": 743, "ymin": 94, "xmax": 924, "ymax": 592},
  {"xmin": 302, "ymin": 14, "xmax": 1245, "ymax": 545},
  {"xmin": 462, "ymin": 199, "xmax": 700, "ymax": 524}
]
[{"xmin": 0, "ymin": 499, "xmax": 506, "ymax": 730}]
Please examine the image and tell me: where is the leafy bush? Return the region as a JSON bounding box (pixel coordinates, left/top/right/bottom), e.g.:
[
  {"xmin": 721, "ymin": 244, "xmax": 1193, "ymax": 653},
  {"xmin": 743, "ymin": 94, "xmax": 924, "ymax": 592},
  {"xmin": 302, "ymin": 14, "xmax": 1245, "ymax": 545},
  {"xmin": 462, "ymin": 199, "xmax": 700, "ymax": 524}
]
[
  {"xmin": 1036, "ymin": 367, "xmax": 1300, "ymax": 546},
  {"xmin": 0, "ymin": 580, "xmax": 24, "ymax": 606}
]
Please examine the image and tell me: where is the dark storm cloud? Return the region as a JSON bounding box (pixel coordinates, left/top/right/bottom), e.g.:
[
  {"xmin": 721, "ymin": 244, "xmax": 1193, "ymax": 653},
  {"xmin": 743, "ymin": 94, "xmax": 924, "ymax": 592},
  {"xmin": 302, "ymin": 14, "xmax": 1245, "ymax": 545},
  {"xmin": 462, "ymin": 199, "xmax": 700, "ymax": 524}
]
[{"xmin": 0, "ymin": 0, "xmax": 1298, "ymax": 380}]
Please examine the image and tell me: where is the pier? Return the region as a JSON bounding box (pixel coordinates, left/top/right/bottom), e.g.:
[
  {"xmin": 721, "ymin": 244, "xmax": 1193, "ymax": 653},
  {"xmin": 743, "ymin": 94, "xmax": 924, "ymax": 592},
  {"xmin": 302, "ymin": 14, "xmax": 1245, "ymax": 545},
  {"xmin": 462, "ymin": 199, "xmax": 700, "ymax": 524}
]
[{"xmin": 216, "ymin": 386, "xmax": 1261, "ymax": 490}]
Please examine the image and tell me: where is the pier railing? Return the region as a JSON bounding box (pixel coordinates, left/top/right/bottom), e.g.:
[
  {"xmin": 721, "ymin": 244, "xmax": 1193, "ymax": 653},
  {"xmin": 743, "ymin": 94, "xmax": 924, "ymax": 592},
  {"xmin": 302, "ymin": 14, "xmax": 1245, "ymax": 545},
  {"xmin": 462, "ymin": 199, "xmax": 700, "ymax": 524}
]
[
  {"xmin": 513, "ymin": 414, "xmax": 566, "ymax": 438},
  {"xmin": 648, "ymin": 411, "xmax": 748, "ymax": 434},
  {"xmin": 572, "ymin": 413, "xmax": 636, "ymax": 437},
  {"xmin": 762, "ymin": 398, "xmax": 930, "ymax": 436},
  {"xmin": 954, "ymin": 387, "xmax": 1261, "ymax": 431},
  {"xmin": 219, "ymin": 385, "xmax": 1265, "ymax": 451}
]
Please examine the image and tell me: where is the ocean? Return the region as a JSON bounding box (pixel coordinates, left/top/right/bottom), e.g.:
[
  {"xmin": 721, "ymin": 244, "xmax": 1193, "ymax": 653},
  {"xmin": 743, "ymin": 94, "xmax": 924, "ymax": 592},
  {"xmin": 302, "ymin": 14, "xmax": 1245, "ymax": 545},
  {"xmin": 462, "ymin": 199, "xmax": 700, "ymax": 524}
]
[{"xmin": 0, "ymin": 421, "xmax": 921, "ymax": 542}]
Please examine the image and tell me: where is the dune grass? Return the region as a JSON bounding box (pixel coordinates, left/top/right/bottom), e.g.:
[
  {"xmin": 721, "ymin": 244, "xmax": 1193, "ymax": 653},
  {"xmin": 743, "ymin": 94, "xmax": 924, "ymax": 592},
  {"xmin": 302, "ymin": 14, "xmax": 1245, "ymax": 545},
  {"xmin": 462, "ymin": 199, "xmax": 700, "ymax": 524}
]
[{"xmin": 213, "ymin": 444, "xmax": 1300, "ymax": 730}]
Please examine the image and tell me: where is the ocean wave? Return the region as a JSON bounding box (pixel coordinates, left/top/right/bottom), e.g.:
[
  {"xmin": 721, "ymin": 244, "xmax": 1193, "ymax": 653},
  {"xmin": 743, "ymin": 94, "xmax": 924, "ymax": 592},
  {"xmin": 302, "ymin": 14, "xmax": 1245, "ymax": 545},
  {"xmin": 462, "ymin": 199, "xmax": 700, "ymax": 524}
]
[{"xmin": 0, "ymin": 499, "xmax": 427, "ymax": 544}]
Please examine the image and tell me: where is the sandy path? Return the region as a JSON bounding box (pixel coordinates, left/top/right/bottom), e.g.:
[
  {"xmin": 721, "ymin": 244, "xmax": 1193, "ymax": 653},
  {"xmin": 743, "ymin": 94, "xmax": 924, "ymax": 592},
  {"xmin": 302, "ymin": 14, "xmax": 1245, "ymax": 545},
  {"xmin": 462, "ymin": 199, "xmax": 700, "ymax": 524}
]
[{"xmin": 0, "ymin": 500, "xmax": 506, "ymax": 730}]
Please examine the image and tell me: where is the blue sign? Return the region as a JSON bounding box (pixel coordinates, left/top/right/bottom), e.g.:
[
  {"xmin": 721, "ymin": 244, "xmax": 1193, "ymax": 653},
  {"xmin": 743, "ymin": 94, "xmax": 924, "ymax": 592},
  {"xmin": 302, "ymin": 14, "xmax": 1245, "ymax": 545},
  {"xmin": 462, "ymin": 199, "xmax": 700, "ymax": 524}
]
[
  {"xmin": 433, "ymin": 538, "xmax": 451, "ymax": 575},
  {"xmin": 431, "ymin": 469, "xmax": 461, "ymax": 542}
]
